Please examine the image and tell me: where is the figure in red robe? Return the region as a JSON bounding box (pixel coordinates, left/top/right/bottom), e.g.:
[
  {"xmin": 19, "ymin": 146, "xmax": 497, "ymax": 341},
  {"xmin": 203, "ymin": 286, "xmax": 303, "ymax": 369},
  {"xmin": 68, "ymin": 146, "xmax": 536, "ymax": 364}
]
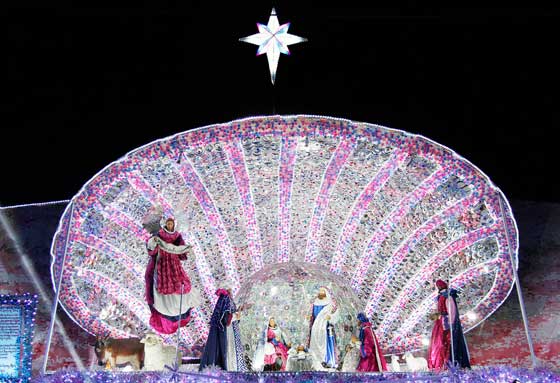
[
  {"xmin": 253, "ymin": 317, "xmax": 291, "ymax": 371},
  {"xmin": 145, "ymin": 217, "xmax": 198, "ymax": 334},
  {"xmin": 427, "ymin": 279, "xmax": 471, "ymax": 371},
  {"xmin": 356, "ymin": 312, "xmax": 387, "ymax": 372}
]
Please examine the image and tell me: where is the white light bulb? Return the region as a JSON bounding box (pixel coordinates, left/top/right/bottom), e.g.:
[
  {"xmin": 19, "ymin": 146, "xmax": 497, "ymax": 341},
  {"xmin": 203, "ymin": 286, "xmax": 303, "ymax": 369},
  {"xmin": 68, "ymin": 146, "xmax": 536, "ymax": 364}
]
[{"xmin": 466, "ymin": 311, "xmax": 477, "ymax": 320}]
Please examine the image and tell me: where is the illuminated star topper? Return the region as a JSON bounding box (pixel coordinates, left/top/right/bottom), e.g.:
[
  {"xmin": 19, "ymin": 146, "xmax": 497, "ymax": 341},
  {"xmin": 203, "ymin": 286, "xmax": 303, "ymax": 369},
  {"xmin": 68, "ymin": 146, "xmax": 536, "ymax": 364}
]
[{"xmin": 240, "ymin": 8, "xmax": 307, "ymax": 85}]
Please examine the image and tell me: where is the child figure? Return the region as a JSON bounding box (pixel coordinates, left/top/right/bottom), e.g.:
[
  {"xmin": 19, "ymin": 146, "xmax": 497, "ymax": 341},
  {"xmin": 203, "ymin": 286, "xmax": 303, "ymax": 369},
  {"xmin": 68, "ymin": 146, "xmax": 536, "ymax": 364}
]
[
  {"xmin": 286, "ymin": 344, "xmax": 314, "ymax": 371},
  {"xmin": 341, "ymin": 335, "xmax": 361, "ymax": 372}
]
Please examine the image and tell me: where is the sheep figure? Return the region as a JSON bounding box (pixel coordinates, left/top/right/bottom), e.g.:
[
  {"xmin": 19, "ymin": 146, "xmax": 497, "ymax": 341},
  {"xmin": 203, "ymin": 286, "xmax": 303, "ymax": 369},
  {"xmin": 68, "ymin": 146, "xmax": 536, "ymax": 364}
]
[
  {"xmin": 404, "ymin": 352, "xmax": 428, "ymax": 372},
  {"xmin": 140, "ymin": 332, "xmax": 182, "ymax": 371},
  {"xmin": 389, "ymin": 354, "xmax": 401, "ymax": 372}
]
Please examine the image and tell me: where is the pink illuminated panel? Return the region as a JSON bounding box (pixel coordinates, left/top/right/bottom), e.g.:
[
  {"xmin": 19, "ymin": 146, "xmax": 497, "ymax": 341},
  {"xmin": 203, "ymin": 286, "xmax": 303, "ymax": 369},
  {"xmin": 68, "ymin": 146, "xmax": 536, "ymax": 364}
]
[{"xmin": 51, "ymin": 115, "xmax": 517, "ymax": 354}]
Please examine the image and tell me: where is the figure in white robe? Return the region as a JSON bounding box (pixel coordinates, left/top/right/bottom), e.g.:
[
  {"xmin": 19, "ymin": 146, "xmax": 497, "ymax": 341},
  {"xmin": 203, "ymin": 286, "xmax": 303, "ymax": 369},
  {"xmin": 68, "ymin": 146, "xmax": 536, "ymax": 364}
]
[{"xmin": 307, "ymin": 286, "xmax": 339, "ymax": 370}]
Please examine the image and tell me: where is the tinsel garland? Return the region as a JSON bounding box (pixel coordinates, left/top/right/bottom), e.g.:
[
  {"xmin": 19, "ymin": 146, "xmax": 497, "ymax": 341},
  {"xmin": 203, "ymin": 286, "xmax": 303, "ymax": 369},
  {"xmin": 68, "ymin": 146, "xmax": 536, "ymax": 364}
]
[{"xmin": 30, "ymin": 366, "xmax": 560, "ymax": 383}]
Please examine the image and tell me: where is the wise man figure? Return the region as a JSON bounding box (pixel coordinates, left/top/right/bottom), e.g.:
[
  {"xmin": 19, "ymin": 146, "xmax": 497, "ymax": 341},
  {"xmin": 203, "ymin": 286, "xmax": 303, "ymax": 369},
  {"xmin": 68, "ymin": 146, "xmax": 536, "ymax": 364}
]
[{"xmin": 427, "ymin": 279, "xmax": 471, "ymax": 371}]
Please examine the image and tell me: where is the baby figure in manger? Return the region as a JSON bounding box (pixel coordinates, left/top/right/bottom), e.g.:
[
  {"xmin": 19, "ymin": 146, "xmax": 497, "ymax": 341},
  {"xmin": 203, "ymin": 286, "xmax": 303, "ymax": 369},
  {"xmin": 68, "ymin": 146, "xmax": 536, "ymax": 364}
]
[{"xmin": 286, "ymin": 345, "xmax": 315, "ymax": 372}]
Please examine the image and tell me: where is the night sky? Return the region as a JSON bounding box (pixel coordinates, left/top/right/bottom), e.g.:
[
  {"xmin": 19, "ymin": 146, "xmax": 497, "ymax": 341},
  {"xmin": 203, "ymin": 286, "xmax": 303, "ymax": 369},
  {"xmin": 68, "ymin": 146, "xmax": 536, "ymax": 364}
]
[{"xmin": 2, "ymin": 2, "xmax": 558, "ymax": 206}]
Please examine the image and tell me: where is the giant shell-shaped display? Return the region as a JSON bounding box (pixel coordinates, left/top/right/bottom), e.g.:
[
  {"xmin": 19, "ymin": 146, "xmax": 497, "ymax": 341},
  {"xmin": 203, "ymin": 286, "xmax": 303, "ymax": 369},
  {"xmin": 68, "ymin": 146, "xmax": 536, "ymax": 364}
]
[{"xmin": 51, "ymin": 115, "xmax": 517, "ymax": 356}]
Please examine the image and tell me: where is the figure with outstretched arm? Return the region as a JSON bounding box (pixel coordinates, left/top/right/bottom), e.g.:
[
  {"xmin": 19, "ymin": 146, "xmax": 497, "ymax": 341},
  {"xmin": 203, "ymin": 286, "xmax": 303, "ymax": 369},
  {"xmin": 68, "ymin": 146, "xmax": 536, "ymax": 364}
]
[
  {"xmin": 307, "ymin": 286, "xmax": 339, "ymax": 370},
  {"xmin": 145, "ymin": 217, "xmax": 199, "ymax": 334}
]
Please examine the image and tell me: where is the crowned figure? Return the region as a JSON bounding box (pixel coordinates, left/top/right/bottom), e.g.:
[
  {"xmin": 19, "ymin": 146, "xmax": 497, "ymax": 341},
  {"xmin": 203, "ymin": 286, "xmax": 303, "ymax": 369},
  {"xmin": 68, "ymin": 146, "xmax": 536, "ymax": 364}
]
[
  {"xmin": 199, "ymin": 288, "xmax": 248, "ymax": 371},
  {"xmin": 427, "ymin": 279, "xmax": 471, "ymax": 371},
  {"xmin": 356, "ymin": 312, "xmax": 387, "ymax": 372}
]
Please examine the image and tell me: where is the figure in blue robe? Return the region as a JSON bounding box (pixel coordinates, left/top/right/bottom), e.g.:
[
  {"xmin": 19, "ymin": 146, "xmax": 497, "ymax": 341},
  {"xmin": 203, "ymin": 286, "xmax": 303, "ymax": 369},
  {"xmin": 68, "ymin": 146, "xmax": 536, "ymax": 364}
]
[
  {"xmin": 199, "ymin": 289, "xmax": 234, "ymax": 371},
  {"xmin": 307, "ymin": 286, "xmax": 339, "ymax": 370}
]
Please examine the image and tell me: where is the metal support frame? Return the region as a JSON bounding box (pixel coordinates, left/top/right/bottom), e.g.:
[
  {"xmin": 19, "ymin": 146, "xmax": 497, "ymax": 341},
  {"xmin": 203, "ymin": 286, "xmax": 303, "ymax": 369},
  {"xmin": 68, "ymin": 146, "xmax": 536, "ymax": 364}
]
[
  {"xmin": 41, "ymin": 201, "xmax": 74, "ymax": 375},
  {"xmin": 498, "ymin": 195, "xmax": 538, "ymax": 368}
]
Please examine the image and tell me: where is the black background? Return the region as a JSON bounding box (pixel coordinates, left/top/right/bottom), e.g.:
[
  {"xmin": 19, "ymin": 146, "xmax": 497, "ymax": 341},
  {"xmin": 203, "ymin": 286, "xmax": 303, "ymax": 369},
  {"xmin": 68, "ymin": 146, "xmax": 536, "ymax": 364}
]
[{"xmin": 2, "ymin": 2, "xmax": 559, "ymax": 206}]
